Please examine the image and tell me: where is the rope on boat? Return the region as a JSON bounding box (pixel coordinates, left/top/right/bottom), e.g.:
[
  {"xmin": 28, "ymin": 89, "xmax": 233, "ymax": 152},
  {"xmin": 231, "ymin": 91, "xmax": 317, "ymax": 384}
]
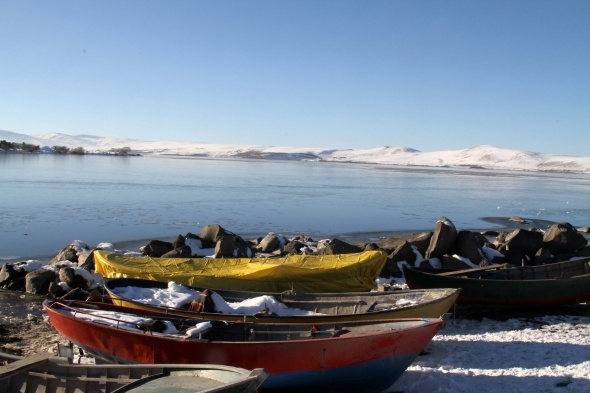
[{"xmin": 146, "ymin": 255, "xmax": 166, "ymax": 272}]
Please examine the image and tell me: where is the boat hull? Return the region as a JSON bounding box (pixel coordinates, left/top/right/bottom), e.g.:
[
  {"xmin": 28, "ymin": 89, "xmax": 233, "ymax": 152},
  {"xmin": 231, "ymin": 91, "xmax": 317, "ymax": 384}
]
[
  {"xmin": 104, "ymin": 277, "xmax": 461, "ymax": 322},
  {"xmin": 44, "ymin": 300, "xmax": 442, "ymax": 393},
  {"xmin": 403, "ymin": 257, "xmax": 590, "ymax": 307},
  {"xmin": 0, "ymin": 351, "xmax": 267, "ymax": 393}
]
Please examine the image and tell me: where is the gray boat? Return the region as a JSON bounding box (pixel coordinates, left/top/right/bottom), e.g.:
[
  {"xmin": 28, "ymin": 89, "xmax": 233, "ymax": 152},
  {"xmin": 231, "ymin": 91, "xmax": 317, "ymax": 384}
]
[{"xmin": 0, "ymin": 349, "xmax": 268, "ymax": 393}]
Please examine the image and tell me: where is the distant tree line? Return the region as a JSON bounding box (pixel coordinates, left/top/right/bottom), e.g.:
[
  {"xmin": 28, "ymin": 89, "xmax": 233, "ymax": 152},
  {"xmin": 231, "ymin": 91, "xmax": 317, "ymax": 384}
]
[
  {"xmin": 0, "ymin": 140, "xmax": 41, "ymax": 152},
  {"xmin": 1, "ymin": 140, "xmax": 134, "ymax": 156},
  {"xmin": 52, "ymin": 145, "xmax": 86, "ymax": 155},
  {"xmin": 109, "ymin": 146, "xmax": 132, "ymax": 155}
]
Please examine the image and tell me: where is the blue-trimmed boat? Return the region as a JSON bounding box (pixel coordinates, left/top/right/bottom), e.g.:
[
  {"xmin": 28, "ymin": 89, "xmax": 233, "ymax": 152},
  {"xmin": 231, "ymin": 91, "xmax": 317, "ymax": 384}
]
[{"xmin": 44, "ymin": 299, "xmax": 443, "ymax": 393}]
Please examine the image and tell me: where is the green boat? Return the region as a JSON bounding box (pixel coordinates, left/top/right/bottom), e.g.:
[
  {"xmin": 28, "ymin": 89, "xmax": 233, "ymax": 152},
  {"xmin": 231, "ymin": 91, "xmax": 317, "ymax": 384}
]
[{"xmin": 403, "ymin": 257, "xmax": 590, "ymax": 307}]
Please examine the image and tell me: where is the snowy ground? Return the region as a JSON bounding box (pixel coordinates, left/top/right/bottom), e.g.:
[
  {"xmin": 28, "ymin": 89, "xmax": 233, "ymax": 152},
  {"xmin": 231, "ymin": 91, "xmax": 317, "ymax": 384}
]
[{"xmin": 389, "ymin": 308, "xmax": 590, "ymax": 393}]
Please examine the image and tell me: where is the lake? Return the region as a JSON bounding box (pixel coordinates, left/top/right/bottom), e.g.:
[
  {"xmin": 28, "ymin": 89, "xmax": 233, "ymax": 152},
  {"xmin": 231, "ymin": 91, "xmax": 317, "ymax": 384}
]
[{"xmin": 2, "ymin": 153, "xmax": 590, "ymax": 262}]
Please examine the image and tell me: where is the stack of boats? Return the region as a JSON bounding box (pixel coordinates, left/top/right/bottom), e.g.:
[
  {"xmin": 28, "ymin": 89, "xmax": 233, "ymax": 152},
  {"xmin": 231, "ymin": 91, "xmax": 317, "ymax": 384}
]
[
  {"xmin": 8, "ymin": 249, "xmax": 590, "ymax": 392},
  {"xmin": 0, "ymin": 250, "xmax": 457, "ymax": 393}
]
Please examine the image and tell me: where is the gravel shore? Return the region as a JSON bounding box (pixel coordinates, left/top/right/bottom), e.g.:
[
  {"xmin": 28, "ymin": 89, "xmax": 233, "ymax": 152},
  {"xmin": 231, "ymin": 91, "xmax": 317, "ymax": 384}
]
[{"xmin": 0, "ymin": 315, "xmax": 68, "ymax": 357}]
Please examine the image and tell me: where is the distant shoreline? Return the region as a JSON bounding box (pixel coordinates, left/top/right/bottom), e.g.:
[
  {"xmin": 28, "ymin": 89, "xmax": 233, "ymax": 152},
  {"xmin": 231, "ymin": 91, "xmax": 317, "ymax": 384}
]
[
  {"xmin": 0, "ymin": 150, "xmax": 590, "ymax": 176},
  {"xmin": 3, "ymin": 131, "xmax": 590, "ymax": 175}
]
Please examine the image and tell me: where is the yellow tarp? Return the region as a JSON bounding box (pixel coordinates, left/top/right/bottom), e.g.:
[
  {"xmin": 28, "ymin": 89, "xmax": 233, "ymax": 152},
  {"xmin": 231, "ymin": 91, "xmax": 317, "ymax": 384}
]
[{"xmin": 94, "ymin": 250, "xmax": 387, "ymax": 293}]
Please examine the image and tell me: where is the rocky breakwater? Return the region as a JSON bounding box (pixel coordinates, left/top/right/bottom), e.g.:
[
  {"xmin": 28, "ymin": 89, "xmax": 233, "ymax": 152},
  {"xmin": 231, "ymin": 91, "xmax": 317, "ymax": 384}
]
[{"xmin": 1, "ymin": 219, "xmax": 589, "ymax": 298}]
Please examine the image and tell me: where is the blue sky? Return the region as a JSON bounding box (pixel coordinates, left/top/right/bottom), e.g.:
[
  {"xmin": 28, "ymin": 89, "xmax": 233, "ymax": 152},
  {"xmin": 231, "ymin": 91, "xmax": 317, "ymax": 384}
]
[{"xmin": 1, "ymin": 1, "xmax": 588, "ymax": 156}]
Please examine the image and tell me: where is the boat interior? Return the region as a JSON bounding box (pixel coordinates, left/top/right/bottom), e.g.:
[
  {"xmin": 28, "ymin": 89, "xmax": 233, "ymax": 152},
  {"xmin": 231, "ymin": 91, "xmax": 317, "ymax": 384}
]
[
  {"xmin": 447, "ymin": 258, "xmax": 590, "ymax": 281},
  {"xmin": 48, "ymin": 301, "xmax": 429, "ymax": 343}
]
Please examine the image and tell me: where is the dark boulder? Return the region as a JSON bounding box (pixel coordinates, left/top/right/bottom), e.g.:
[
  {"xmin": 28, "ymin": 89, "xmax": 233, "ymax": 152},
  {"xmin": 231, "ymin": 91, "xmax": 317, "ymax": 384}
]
[
  {"xmin": 360, "ymin": 242, "xmax": 381, "ymax": 251},
  {"xmin": 215, "ymin": 236, "xmax": 237, "ymax": 258},
  {"xmin": 415, "ymin": 259, "xmax": 438, "ymax": 269},
  {"xmin": 534, "ymin": 247, "xmax": 554, "ymax": 265},
  {"xmin": 214, "ymin": 235, "xmax": 254, "ymax": 258},
  {"xmin": 142, "ymin": 240, "xmax": 174, "ymax": 257},
  {"xmin": 315, "ymin": 238, "xmax": 362, "ymax": 255},
  {"xmin": 283, "ymin": 240, "xmax": 306, "ymax": 255},
  {"xmin": 376, "ymin": 232, "xmax": 432, "ymax": 255},
  {"xmin": 391, "ymin": 241, "xmax": 418, "ymax": 264},
  {"xmin": 25, "ymin": 269, "xmax": 57, "ymax": 295},
  {"xmin": 183, "ymin": 234, "xmax": 208, "ymax": 256},
  {"xmin": 497, "ymin": 228, "xmax": 544, "ymax": 265},
  {"xmin": 381, "ymin": 241, "xmax": 417, "ymax": 277},
  {"xmin": 290, "ymin": 235, "xmax": 314, "ymax": 243},
  {"xmin": 58, "ymin": 266, "xmax": 89, "ymax": 290},
  {"xmin": 454, "ymin": 231, "xmax": 486, "ymax": 265},
  {"xmin": 440, "ymin": 255, "xmax": 473, "ymax": 270},
  {"xmin": 198, "ymin": 224, "xmax": 232, "ymax": 248},
  {"xmin": 543, "ymin": 223, "xmax": 588, "ymax": 255},
  {"xmin": 0, "ymin": 263, "xmax": 28, "ymax": 288},
  {"xmin": 185, "ymin": 232, "xmax": 202, "ymax": 242},
  {"xmin": 493, "ymin": 231, "xmax": 509, "ymax": 249},
  {"xmin": 257, "ymin": 233, "xmax": 283, "ymax": 253},
  {"xmin": 161, "ymin": 245, "xmax": 193, "ymax": 258},
  {"xmin": 78, "ymin": 250, "xmax": 95, "ymax": 271},
  {"xmin": 425, "ymin": 217, "xmax": 457, "ymax": 259},
  {"xmin": 49, "ymin": 241, "xmax": 91, "ymax": 266},
  {"xmin": 172, "ymin": 234, "xmax": 186, "ymax": 249},
  {"xmin": 48, "ymin": 281, "xmax": 68, "ymax": 297},
  {"xmin": 4, "ymin": 277, "xmax": 26, "ymax": 291}
]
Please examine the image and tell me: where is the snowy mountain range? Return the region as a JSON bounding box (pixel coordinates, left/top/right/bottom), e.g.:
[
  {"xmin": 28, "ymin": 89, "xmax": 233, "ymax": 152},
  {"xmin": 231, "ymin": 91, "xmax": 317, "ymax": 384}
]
[{"xmin": 2, "ymin": 129, "xmax": 589, "ymax": 174}]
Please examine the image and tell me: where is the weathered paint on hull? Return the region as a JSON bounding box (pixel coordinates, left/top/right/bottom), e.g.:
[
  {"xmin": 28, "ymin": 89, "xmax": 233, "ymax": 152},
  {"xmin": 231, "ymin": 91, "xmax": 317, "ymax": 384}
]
[
  {"xmin": 44, "ymin": 302, "xmax": 442, "ymax": 393},
  {"xmin": 259, "ymin": 353, "xmax": 419, "ymax": 392},
  {"xmin": 77, "ymin": 345, "xmax": 417, "ymax": 393},
  {"xmin": 104, "ymin": 278, "xmax": 461, "ymax": 322}
]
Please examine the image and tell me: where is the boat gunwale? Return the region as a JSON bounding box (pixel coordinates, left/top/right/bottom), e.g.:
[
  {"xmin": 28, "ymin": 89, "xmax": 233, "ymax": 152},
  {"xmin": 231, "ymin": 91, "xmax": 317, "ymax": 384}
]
[
  {"xmin": 404, "ymin": 257, "xmax": 590, "ymax": 284},
  {"xmin": 43, "ymin": 299, "xmax": 442, "ymax": 342},
  {"xmin": 101, "ymin": 277, "xmax": 461, "ymax": 320}
]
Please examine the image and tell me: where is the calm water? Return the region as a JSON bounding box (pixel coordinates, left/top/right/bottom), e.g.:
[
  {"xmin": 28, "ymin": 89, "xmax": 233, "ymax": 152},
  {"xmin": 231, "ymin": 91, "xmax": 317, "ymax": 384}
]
[{"xmin": 2, "ymin": 154, "xmax": 590, "ymax": 262}]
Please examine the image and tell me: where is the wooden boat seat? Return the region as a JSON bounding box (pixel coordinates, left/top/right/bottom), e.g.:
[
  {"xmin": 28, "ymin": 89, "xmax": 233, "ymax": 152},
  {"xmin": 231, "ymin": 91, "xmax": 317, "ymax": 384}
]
[
  {"xmin": 198, "ymin": 324, "xmax": 352, "ymax": 342},
  {"xmin": 511, "ymin": 260, "xmax": 590, "ymax": 280},
  {"xmin": 0, "ymin": 352, "xmax": 53, "ymax": 380},
  {"xmin": 282, "ymin": 300, "xmax": 372, "ymax": 315},
  {"xmin": 438, "ymin": 264, "xmax": 509, "ymax": 277}
]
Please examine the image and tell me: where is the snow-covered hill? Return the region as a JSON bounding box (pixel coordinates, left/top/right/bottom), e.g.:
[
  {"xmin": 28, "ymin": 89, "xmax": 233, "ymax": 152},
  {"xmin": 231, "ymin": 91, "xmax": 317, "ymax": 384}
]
[{"xmin": 2, "ymin": 129, "xmax": 589, "ymax": 174}]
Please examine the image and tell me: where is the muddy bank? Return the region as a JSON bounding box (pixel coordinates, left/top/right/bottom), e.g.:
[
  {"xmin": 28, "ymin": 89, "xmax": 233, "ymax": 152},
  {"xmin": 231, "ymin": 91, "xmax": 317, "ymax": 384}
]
[
  {"xmin": 0, "ymin": 315, "xmax": 69, "ymax": 357},
  {"xmin": 0, "ymin": 289, "xmax": 63, "ymax": 356}
]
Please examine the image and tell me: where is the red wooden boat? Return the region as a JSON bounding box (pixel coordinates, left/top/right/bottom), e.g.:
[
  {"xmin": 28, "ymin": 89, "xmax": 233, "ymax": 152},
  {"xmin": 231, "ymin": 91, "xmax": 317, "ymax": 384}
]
[{"xmin": 43, "ymin": 299, "xmax": 443, "ymax": 393}]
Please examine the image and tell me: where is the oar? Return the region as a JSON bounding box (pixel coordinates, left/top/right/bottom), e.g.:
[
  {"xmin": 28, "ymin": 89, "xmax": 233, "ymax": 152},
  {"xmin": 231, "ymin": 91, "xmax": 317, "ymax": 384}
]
[{"xmin": 438, "ymin": 263, "xmax": 509, "ymax": 276}]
